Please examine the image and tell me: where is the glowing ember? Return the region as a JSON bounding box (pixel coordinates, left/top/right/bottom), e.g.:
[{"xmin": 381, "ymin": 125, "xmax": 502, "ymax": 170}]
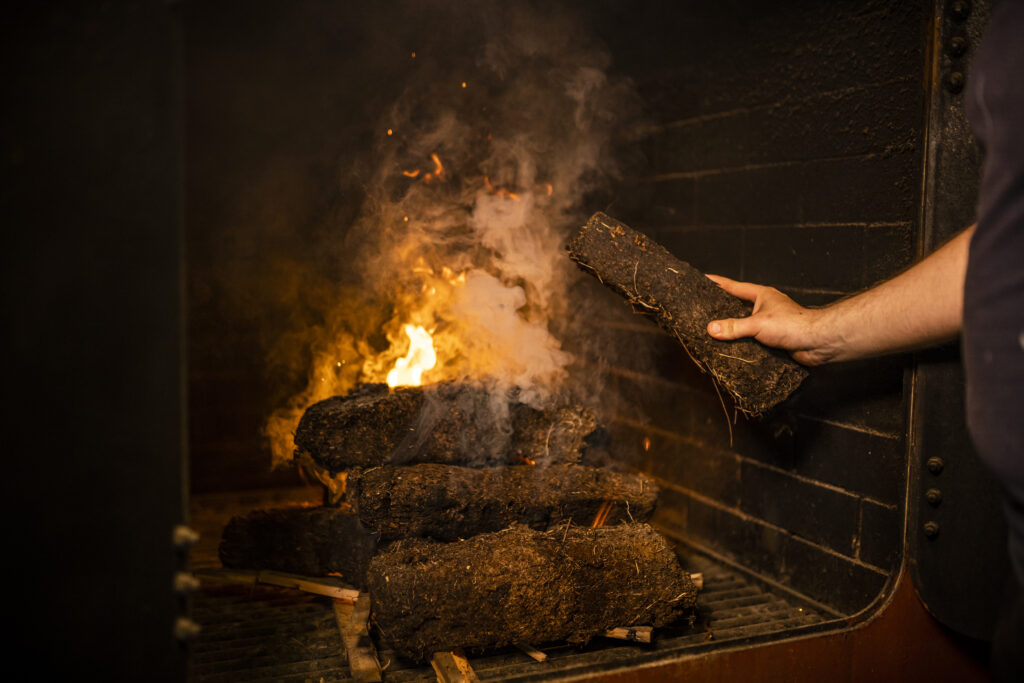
[
  {"xmin": 591, "ymin": 499, "xmax": 616, "ymax": 528},
  {"xmin": 386, "ymin": 324, "xmax": 437, "ymax": 387},
  {"xmin": 483, "ymin": 176, "xmax": 521, "ymax": 201},
  {"xmin": 642, "ymin": 436, "xmax": 651, "ymax": 452}
]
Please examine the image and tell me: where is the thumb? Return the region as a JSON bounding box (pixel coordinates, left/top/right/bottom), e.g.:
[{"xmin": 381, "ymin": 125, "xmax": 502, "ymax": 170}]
[{"xmin": 707, "ymin": 316, "xmax": 760, "ymax": 341}]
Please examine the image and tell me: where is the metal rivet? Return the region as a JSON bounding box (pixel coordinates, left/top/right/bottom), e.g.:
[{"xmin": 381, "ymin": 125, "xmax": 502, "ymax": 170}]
[
  {"xmin": 945, "ymin": 71, "xmax": 965, "ymax": 94},
  {"xmin": 950, "ymin": 0, "xmax": 971, "ymax": 22},
  {"xmin": 925, "ymin": 488, "xmax": 943, "ymax": 506},
  {"xmin": 926, "ymin": 457, "xmax": 945, "ymax": 475},
  {"xmin": 923, "ymin": 521, "xmax": 941, "ymax": 539},
  {"xmin": 172, "ymin": 525, "xmax": 200, "ymax": 550},
  {"xmin": 174, "ymin": 572, "xmax": 202, "ymax": 595},
  {"xmin": 947, "ymin": 35, "xmax": 968, "ymax": 57},
  {"xmin": 174, "ymin": 617, "xmax": 202, "ymax": 641}
]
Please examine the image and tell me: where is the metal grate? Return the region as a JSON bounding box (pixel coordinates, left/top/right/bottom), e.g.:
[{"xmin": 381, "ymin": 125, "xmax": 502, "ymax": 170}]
[
  {"xmin": 189, "ymin": 490, "xmax": 838, "ymax": 682},
  {"xmin": 190, "ymin": 584, "xmax": 348, "ymax": 682}
]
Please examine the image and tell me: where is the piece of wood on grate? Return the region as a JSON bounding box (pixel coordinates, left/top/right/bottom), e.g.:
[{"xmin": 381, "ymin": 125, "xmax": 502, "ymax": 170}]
[
  {"xmin": 602, "ymin": 625, "xmax": 653, "ymax": 643},
  {"xmin": 431, "ymin": 648, "xmax": 480, "ymax": 683},
  {"xmin": 515, "ymin": 643, "xmax": 548, "ymax": 662},
  {"xmin": 194, "ymin": 568, "xmax": 359, "ymax": 603},
  {"xmin": 567, "ymin": 212, "xmax": 808, "ymax": 416},
  {"xmin": 294, "ymin": 381, "xmax": 600, "ymax": 473},
  {"xmin": 368, "ymin": 523, "xmax": 698, "ymax": 661},
  {"xmin": 348, "ymin": 463, "xmax": 657, "ymax": 541},
  {"xmin": 334, "ymin": 593, "xmax": 382, "ymax": 683}
]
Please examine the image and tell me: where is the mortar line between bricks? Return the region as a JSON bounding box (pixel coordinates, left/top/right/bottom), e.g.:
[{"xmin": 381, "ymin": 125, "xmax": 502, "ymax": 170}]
[
  {"xmin": 650, "ymin": 220, "xmax": 912, "ymax": 232},
  {"xmin": 607, "ymin": 416, "xmax": 901, "ymax": 512},
  {"xmin": 797, "ymin": 414, "xmax": 903, "ymax": 440},
  {"xmin": 641, "ymin": 76, "xmax": 916, "ymax": 133},
  {"xmin": 573, "ymin": 357, "xmax": 697, "ymax": 390},
  {"xmin": 644, "ymin": 151, "xmax": 882, "ymax": 181},
  {"xmin": 736, "ymin": 456, "xmax": 899, "ymax": 511},
  {"xmin": 655, "ymin": 478, "xmax": 890, "ymax": 577}
]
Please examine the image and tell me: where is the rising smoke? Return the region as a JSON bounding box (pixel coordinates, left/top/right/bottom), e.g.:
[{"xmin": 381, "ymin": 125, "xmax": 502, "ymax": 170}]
[{"xmin": 266, "ymin": 1, "xmax": 644, "ymax": 467}]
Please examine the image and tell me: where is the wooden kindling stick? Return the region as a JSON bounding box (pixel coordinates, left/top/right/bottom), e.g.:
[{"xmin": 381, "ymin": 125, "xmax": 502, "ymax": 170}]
[
  {"xmin": 193, "ymin": 568, "xmax": 360, "ymax": 603},
  {"xmin": 515, "ymin": 643, "xmax": 547, "ymax": 662},
  {"xmin": 602, "ymin": 625, "xmax": 653, "ymax": 643},
  {"xmin": 431, "ymin": 648, "xmax": 480, "ymax": 683},
  {"xmin": 334, "ymin": 593, "xmax": 382, "ymax": 683}
]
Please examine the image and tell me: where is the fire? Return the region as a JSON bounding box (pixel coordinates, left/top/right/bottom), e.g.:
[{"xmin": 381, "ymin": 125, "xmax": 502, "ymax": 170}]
[
  {"xmin": 484, "ymin": 176, "xmax": 520, "ymax": 201},
  {"xmin": 386, "ymin": 324, "xmax": 437, "ymax": 387},
  {"xmin": 591, "ymin": 499, "xmax": 616, "ymax": 528},
  {"xmin": 402, "ymin": 153, "xmax": 447, "ymax": 183}
]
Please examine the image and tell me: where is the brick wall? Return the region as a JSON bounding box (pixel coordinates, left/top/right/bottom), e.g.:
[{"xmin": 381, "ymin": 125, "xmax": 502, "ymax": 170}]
[{"xmin": 590, "ymin": 0, "xmax": 931, "ymax": 614}]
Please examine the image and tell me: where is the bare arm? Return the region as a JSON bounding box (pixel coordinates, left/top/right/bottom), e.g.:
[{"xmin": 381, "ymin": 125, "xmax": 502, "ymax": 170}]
[{"xmin": 706, "ymin": 225, "xmax": 976, "ymax": 366}]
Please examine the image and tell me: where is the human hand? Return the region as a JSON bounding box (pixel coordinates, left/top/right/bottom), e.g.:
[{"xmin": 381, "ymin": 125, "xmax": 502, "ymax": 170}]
[{"xmin": 705, "ymin": 274, "xmax": 836, "ymax": 366}]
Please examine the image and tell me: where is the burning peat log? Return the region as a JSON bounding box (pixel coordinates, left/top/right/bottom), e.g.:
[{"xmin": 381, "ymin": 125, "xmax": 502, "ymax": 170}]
[
  {"xmin": 218, "ymin": 506, "xmax": 377, "ymax": 589},
  {"xmin": 348, "ymin": 463, "xmax": 657, "ymax": 541},
  {"xmin": 367, "ymin": 523, "xmax": 697, "ymax": 661},
  {"xmin": 567, "ymin": 212, "xmax": 808, "ymax": 415},
  {"xmin": 295, "ymin": 382, "xmax": 599, "ymax": 474}
]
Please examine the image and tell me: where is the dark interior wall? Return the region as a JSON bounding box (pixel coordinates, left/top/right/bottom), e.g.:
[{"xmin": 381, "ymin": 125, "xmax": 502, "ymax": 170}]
[
  {"xmin": 3, "ymin": 2, "xmax": 187, "ymax": 679},
  {"xmin": 185, "ymin": 1, "xmax": 409, "ymax": 492},
  {"xmin": 598, "ymin": 0, "xmax": 932, "ymax": 614}
]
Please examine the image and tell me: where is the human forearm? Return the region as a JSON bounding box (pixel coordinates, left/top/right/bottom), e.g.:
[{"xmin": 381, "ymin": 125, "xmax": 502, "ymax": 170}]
[
  {"xmin": 706, "ymin": 224, "xmax": 975, "ymax": 365},
  {"xmin": 815, "ymin": 225, "xmax": 973, "ymax": 361}
]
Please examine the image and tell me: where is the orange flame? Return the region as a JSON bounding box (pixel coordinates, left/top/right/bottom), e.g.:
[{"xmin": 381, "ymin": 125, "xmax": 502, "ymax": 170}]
[
  {"xmin": 399, "ymin": 154, "xmax": 445, "ymax": 183},
  {"xmin": 483, "ymin": 176, "xmax": 520, "ymax": 201},
  {"xmin": 386, "ymin": 324, "xmax": 437, "ymax": 387}
]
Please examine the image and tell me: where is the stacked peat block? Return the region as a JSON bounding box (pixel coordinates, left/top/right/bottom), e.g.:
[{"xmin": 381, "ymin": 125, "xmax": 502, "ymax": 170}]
[
  {"xmin": 219, "ymin": 381, "xmax": 698, "ymax": 660},
  {"xmin": 567, "ymin": 212, "xmax": 808, "ymax": 416}
]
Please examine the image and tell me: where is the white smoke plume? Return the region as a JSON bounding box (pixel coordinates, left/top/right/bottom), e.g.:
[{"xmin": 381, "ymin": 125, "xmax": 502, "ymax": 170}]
[{"xmin": 267, "ymin": 1, "xmax": 641, "ymax": 466}]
